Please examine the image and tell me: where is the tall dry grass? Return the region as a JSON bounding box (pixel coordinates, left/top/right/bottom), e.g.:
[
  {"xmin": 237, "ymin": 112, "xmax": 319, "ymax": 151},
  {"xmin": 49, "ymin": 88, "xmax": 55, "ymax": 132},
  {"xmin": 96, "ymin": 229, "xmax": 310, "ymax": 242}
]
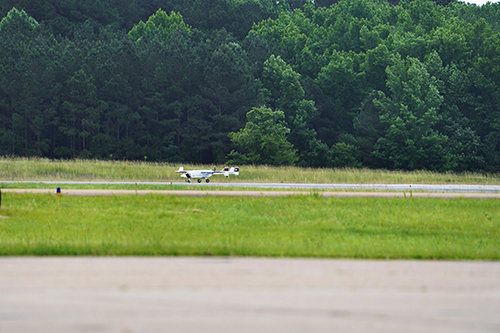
[{"xmin": 1, "ymin": 157, "xmax": 499, "ymax": 184}]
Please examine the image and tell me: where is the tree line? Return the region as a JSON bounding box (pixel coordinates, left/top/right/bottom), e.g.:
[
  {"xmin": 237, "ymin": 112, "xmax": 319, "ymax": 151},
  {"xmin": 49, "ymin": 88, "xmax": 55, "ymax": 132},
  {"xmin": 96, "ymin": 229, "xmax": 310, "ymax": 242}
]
[{"xmin": 1, "ymin": 0, "xmax": 500, "ymax": 172}]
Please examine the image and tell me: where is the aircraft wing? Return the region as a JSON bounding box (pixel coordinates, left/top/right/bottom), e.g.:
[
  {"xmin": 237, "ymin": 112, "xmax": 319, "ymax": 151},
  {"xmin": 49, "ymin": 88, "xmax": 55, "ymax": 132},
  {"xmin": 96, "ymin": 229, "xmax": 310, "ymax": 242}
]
[{"xmin": 175, "ymin": 167, "xmax": 186, "ymax": 173}]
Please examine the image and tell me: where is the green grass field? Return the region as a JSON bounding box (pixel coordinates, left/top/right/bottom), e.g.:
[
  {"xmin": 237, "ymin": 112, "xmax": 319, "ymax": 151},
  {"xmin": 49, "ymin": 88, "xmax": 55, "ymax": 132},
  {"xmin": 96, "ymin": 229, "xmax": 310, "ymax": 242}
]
[
  {"xmin": 1, "ymin": 158, "xmax": 499, "ymax": 259},
  {"xmin": 2, "ymin": 157, "xmax": 500, "ymax": 185},
  {"xmin": 0, "ymin": 192, "xmax": 498, "ymax": 259}
]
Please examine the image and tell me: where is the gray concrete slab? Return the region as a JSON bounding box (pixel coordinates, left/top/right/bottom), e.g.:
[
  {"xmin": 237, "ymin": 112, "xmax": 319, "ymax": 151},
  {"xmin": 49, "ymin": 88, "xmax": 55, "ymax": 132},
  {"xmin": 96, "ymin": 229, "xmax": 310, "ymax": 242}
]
[{"xmin": 0, "ymin": 258, "xmax": 499, "ymax": 332}]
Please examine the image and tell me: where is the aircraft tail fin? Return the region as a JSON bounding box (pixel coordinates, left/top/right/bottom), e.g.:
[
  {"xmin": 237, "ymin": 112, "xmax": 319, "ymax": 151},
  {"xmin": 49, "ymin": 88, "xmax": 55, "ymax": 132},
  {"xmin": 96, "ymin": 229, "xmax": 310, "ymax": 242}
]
[
  {"xmin": 222, "ymin": 167, "xmax": 239, "ymax": 176},
  {"xmin": 175, "ymin": 167, "xmax": 186, "ymax": 173}
]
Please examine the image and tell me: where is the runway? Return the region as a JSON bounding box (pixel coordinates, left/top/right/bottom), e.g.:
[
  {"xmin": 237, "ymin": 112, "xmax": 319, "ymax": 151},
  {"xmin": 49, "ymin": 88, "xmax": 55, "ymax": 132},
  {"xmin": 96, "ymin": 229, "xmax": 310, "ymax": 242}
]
[{"xmin": 0, "ymin": 257, "xmax": 499, "ymax": 333}]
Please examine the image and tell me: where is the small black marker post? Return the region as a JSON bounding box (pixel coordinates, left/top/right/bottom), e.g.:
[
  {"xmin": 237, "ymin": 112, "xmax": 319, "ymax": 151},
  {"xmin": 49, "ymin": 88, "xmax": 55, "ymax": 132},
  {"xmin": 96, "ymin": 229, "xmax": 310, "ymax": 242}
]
[{"xmin": 56, "ymin": 187, "xmax": 61, "ymax": 196}]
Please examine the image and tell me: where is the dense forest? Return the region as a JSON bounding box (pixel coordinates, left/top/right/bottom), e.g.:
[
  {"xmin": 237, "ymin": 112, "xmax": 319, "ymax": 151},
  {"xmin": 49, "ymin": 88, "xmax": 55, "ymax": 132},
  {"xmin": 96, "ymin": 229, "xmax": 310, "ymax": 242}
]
[{"xmin": 2, "ymin": 0, "xmax": 500, "ymax": 171}]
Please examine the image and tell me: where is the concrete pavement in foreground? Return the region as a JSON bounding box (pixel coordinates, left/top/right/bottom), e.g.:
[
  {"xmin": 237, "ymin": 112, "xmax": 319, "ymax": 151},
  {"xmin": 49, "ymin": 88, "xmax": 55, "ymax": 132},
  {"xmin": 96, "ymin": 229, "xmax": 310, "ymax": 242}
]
[{"xmin": 0, "ymin": 258, "xmax": 499, "ymax": 333}]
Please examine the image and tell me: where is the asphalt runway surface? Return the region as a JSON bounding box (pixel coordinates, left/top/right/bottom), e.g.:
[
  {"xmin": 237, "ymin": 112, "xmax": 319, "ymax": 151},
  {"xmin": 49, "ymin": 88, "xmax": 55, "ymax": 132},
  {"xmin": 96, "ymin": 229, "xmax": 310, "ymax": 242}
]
[
  {"xmin": 2, "ymin": 180, "xmax": 500, "ymax": 192},
  {"xmin": 0, "ymin": 258, "xmax": 499, "ymax": 333}
]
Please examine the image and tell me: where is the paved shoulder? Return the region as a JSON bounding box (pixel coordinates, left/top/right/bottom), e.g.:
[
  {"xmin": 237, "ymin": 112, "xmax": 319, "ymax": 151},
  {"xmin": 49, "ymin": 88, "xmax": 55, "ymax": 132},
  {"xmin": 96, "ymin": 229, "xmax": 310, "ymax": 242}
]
[{"xmin": 0, "ymin": 258, "xmax": 499, "ymax": 333}]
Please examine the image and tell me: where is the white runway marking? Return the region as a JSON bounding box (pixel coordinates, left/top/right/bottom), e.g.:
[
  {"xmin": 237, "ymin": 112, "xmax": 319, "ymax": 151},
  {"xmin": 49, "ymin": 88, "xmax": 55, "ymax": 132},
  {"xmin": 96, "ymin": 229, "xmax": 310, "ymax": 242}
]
[{"xmin": 2, "ymin": 180, "xmax": 500, "ymax": 192}]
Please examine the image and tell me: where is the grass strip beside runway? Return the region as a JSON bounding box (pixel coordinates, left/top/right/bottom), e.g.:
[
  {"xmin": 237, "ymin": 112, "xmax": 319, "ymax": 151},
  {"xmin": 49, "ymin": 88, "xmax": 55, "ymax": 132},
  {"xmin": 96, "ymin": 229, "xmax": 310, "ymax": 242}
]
[
  {"xmin": 3, "ymin": 188, "xmax": 500, "ymax": 199},
  {"xmin": 0, "ymin": 192, "xmax": 498, "ymax": 259},
  {"xmin": 2, "ymin": 157, "xmax": 500, "ymax": 184}
]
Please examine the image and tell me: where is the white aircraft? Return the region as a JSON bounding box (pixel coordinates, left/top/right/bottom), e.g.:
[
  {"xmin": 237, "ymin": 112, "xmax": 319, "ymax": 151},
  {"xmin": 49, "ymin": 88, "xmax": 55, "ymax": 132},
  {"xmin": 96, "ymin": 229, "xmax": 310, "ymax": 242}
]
[{"xmin": 175, "ymin": 166, "xmax": 239, "ymax": 183}]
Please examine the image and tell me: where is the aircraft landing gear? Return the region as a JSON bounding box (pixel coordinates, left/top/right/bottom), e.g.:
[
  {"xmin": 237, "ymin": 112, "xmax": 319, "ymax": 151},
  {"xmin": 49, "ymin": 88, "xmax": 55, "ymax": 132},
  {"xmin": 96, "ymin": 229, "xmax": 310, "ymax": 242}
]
[
  {"xmin": 206, "ymin": 179, "xmax": 210, "ymax": 183},
  {"xmin": 187, "ymin": 179, "xmax": 192, "ymax": 183},
  {"xmin": 197, "ymin": 179, "xmax": 202, "ymax": 183}
]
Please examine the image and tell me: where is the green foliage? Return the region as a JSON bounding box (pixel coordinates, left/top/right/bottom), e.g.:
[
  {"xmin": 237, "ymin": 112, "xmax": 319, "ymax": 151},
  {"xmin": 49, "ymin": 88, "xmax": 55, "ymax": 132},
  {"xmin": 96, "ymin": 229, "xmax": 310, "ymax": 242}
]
[
  {"xmin": 374, "ymin": 54, "xmax": 448, "ymax": 170},
  {"xmin": 228, "ymin": 106, "xmax": 298, "ymax": 165},
  {"xmin": 128, "ymin": 9, "xmax": 190, "ymax": 41},
  {"xmin": 2, "ymin": 0, "xmax": 500, "ymax": 171},
  {"xmin": 316, "ymin": 51, "xmax": 367, "ymax": 113},
  {"xmin": 0, "ymin": 7, "xmax": 38, "ymax": 31},
  {"xmin": 262, "ymin": 55, "xmax": 305, "ymax": 111},
  {"xmin": 261, "ymin": 55, "xmax": 324, "ymax": 165},
  {"xmin": 59, "ymin": 69, "xmax": 105, "ymax": 157},
  {"xmin": 330, "ymin": 142, "xmax": 362, "ymax": 168}
]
